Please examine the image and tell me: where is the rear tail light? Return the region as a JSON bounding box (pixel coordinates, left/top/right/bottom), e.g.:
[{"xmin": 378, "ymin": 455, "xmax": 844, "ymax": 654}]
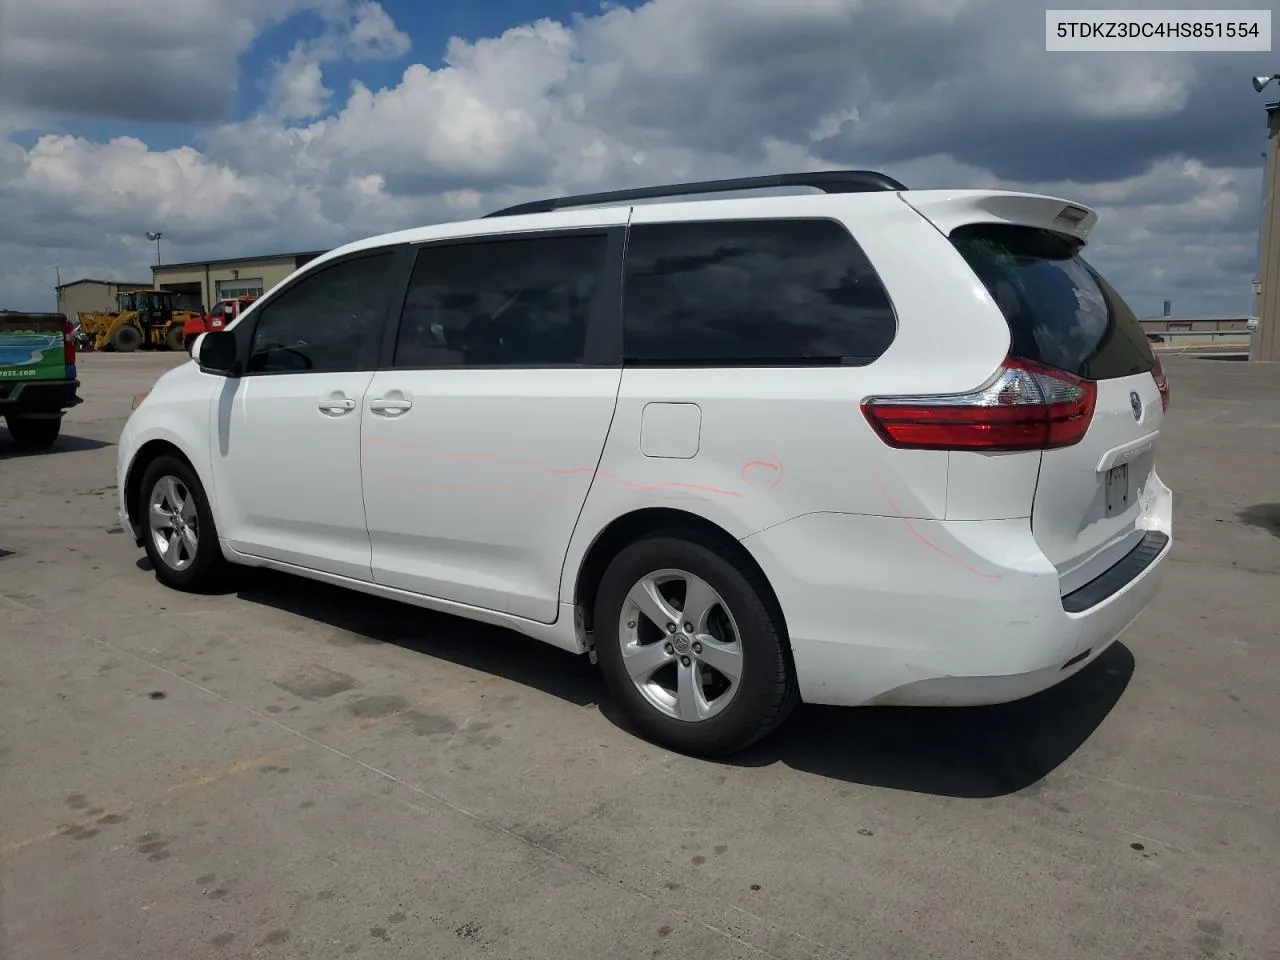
[
  {"xmin": 63, "ymin": 318, "xmax": 76, "ymax": 366},
  {"xmin": 1151, "ymin": 354, "xmax": 1170, "ymax": 412},
  {"xmin": 861, "ymin": 358, "xmax": 1097, "ymax": 452}
]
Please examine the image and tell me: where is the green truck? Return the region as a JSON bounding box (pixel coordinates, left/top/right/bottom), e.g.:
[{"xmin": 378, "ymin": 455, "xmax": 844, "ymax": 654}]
[{"xmin": 0, "ymin": 311, "xmax": 82, "ymax": 450}]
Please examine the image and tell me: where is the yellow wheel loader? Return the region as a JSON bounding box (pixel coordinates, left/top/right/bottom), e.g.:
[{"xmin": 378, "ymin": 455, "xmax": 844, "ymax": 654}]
[{"xmin": 78, "ymin": 290, "xmax": 200, "ymax": 353}]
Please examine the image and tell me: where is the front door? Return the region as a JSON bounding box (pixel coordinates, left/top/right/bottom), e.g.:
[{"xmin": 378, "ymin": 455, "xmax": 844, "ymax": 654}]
[
  {"xmin": 360, "ymin": 228, "xmax": 624, "ymax": 622},
  {"xmin": 208, "ymin": 249, "xmax": 397, "ymax": 581}
]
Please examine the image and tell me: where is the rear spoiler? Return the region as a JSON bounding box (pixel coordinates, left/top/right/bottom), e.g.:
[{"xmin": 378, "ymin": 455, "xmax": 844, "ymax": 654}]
[{"xmin": 899, "ymin": 191, "xmax": 1098, "ymax": 244}]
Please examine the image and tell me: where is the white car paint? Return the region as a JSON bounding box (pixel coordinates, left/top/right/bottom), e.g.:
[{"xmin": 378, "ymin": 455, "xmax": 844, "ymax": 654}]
[
  {"xmin": 360, "ymin": 367, "xmax": 623, "ymax": 622},
  {"xmin": 118, "ymin": 185, "xmax": 1173, "ymax": 713},
  {"xmin": 210, "ymin": 370, "xmax": 377, "ymax": 581}
]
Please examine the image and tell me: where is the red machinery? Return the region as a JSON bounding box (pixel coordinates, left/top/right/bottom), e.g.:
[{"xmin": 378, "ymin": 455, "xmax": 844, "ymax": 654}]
[{"xmin": 182, "ymin": 296, "xmax": 257, "ymax": 353}]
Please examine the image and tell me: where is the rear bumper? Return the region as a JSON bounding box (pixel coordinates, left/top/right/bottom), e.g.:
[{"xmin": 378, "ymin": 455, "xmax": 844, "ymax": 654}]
[
  {"xmin": 0, "ymin": 378, "xmax": 81, "ymax": 415},
  {"xmin": 742, "ymin": 472, "xmax": 1173, "ymax": 708}
]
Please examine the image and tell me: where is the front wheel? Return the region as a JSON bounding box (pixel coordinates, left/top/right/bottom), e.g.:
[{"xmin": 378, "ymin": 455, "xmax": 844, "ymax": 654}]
[
  {"xmin": 110, "ymin": 324, "xmax": 142, "ymax": 353},
  {"xmin": 4, "ymin": 415, "xmax": 61, "ymax": 450},
  {"xmin": 165, "ymin": 325, "xmax": 185, "ymax": 351},
  {"xmin": 139, "ymin": 455, "xmax": 230, "ymax": 592},
  {"xmin": 593, "ymin": 533, "xmax": 798, "ymax": 756}
]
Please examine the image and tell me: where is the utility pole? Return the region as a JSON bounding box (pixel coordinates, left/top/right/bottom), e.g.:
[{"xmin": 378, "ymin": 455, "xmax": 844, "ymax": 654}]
[
  {"xmin": 1251, "ymin": 76, "xmax": 1280, "ymax": 361},
  {"xmin": 146, "ymin": 231, "xmax": 164, "ymax": 268}
]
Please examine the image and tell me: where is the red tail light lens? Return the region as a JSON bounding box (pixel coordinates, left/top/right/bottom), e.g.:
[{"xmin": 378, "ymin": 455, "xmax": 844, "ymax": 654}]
[
  {"xmin": 861, "ymin": 358, "xmax": 1097, "ymax": 451},
  {"xmin": 1150, "ymin": 354, "xmax": 1169, "ymax": 412},
  {"xmin": 63, "ymin": 318, "xmax": 76, "ymax": 365}
]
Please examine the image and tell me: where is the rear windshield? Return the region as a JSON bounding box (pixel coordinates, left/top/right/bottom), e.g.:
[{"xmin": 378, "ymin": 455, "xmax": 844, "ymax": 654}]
[{"xmin": 950, "ymin": 223, "xmax": 1154, "ymax": 380}]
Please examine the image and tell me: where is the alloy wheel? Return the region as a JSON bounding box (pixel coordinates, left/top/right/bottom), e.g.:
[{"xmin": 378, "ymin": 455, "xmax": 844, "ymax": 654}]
[
  {"xmin": 148, "ymin": 475, "xmax": 199, "ymax": 572},
  {"xmin": 617, "ymin": 568, "xmax": 744, "ymax": 723}
]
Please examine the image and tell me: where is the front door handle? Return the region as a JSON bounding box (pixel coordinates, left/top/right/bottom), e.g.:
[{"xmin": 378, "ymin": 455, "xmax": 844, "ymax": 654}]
[
  {"xmin": 318, "ymin": 393, "xmax": 357, "ymax": 416},
  {"xmin": 369, "ymin": 392, "xmax": 413, "ymax": 417}
]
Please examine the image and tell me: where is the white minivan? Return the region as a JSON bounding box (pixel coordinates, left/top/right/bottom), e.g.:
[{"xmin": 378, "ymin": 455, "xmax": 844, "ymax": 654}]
[{"xmin": 117, "ymin": 170, "xmax": 1173, "ymax": 756}]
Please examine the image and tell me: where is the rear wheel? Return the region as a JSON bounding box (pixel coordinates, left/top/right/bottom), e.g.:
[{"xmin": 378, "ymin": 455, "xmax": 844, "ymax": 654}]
[
  {"xmin": 4, "ymin": 415, "xmax": 61, "ymax": 450},
  {"xmin": 139, "ymin": 455, "xmax": 229, "ymax": 592},
  {"xmin": 593, "ymin": 533, "xmax": 797, "ymax": 756},
  {"xmin": 110, "ymin": 324, "xmax": 142, "ymax": 353},
  {"xmin": 165, "ymin": 325, "xmax": 184, "ymax": 351}
]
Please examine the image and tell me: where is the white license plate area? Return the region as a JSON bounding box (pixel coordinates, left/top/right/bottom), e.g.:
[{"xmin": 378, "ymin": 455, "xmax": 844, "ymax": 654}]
[{"xmin": 1105, "ymin": 463, "xmax": 1129, "ymax": 516}]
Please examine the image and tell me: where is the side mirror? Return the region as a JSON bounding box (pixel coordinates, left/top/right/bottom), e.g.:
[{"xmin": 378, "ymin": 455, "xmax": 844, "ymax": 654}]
[{"xmin": 197, "ymin": 331, "xmax": 242, "ymax": 377}]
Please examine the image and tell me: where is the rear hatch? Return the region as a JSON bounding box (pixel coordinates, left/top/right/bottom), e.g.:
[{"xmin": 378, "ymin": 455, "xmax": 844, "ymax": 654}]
[{"xmin": 947, "ymin": 221, "xmax": 1167, "ymax": 594}]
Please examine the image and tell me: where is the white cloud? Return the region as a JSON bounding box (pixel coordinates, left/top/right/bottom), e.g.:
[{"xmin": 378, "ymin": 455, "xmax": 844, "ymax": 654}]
[
  {"xmin": 265, "ymin": 2, "xmax": 410, "ymax": 120},
  {"xmin": 0, "ymin": 0, "xmax": 1266, "ymax": 319},
  {"xmin": 270, "ymin": 49, "xmax": 333, "ymax": 121},
  {"xmin": 810, "ymin": 109, "xmax": 861, "ymax": 142},
  {"xmin": 348, "ymin": 1, "xmax": 412, "ymax": 58},
  {"xmin": 18, "ymin": 136, "xmax": 268, "ymax": 229}
]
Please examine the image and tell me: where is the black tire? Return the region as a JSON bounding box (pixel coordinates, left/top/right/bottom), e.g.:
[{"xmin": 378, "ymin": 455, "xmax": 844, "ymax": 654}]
[
  {"xmin": 138, "ymin": 454, "xmax": 230, "ymax": 592},
  {"xmin": 165, "ymin": 325, "xmax": 185, "ymax": 351},
  {"xmin": 110, "ymin": 324, "xmax": 143, "ymax": 353},
  {"xmin": 4, "ymin": 415, "xmax": 61, "ymax": 450},
  {"xmin": 593, "ymin": 532, "xmax": 798, "ymax": 757}
]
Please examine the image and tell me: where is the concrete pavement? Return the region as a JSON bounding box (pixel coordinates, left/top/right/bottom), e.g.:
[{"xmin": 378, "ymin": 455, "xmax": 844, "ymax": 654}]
[{"xmin": 1, "ymin": 352, "xmax": 1277, "ymax": 959}]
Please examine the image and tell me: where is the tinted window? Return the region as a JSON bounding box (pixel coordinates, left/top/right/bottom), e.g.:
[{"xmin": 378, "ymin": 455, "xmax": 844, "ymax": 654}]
[
  {"xmin": 622, "ymin": 219, "xmax": 896, "ymax": 365},
  {"xmin": 248, "ymin": 252, "xmax": 394, "ymax": 374},
  {"xmin": 394, "ymin": 233, "xmax": 607, "ymax": 368},
  {"xmin": 950, "ymin": 224, "xmax": 1154, "ymax": 380}
]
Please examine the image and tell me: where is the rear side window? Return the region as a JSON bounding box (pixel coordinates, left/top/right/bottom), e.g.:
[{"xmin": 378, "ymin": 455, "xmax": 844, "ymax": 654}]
[
  {"xmin": 950, "ymin": 223, "xmax": 1154, "ymax": 380},
  {"xmin": 394, "ymin": 233, "xmax": 608, "ymax": 368},
  {"xmin": 623, "ymin": 219, "xmax": 896, "ymax": 365}
]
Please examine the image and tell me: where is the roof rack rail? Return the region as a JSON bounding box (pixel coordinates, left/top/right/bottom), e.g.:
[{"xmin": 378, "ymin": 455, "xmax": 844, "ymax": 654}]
[{"xmin": 482, "ymin": 169, "xmax": 908, "ymax": 218}]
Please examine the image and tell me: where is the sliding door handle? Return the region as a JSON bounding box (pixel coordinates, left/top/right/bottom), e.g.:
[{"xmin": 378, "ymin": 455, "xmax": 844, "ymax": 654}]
[{"xmin": 369, "ymin": 396, "xmax": 413, "ymax": 416}]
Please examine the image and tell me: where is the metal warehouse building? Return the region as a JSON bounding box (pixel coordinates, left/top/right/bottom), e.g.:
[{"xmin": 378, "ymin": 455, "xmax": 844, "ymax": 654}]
[{"xmin": 151, "ymin": 249, "xmax": 326, "ymax": 312}]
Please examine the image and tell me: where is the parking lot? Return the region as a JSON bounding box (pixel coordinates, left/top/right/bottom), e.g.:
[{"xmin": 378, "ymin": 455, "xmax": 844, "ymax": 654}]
[{"xmin": 1, "ymin": 351, "xmax": 1277, "ymax": 959}]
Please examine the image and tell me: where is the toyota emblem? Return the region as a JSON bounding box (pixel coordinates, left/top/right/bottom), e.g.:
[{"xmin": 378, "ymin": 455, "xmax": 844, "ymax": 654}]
[{"xmin": 1130, "ymin": 391, "xmax": 1143, "ymax": 421}]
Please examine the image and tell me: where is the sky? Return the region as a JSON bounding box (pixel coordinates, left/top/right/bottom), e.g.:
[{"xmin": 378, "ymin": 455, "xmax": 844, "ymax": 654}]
[{"xmin": 0, "ymin": 0, "xmax": 1274, "ymax": 317}]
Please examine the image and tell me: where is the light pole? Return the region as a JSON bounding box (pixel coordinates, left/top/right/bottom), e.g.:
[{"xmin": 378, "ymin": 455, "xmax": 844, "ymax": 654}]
[
  {"xmin": 146, "ymin": 231, "xmax": 163, "ymax": 267},
  {"xmin": 1250, "ymin": 77, "xmax": 1280, "ymax": 362}
]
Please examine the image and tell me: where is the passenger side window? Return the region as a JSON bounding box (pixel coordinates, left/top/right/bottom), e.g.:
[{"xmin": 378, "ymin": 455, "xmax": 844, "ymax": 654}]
[
  {"xmin": 623, "ymin": 219, "xmax": 897, "ymax": 365},
  {"xmin": 247, "ymin": 252, "xmax": 394, "ymax": 374},
  {"xmin": 394, "ymin": 233, "xmax": 607, "ymax": 368}
]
